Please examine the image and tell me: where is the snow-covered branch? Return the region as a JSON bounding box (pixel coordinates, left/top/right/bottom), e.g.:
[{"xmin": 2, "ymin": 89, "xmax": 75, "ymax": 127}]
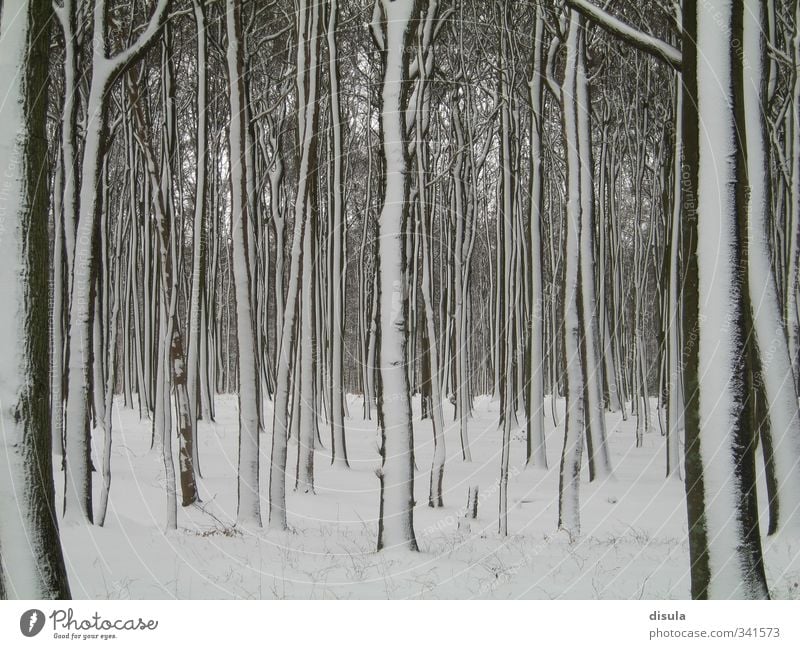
[
  {"xmin": 106, "ymin": 0, "xmax": 171, "ymax": 74},
  {"xmin": 567, "ymin": 0, "xmax": 682, "ymax": 69}
]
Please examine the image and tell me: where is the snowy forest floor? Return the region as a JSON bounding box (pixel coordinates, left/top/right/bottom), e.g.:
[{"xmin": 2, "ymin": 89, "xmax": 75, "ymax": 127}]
[{"xmin": 58, "ymin": 395, "xmax": 800, "ymax": 599}]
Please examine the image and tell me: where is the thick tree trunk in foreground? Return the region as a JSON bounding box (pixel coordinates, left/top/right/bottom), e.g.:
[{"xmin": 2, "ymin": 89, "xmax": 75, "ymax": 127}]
[
  {"xmin": 0, "ymin": 0, "xmax": 71, "ymax": 599},
  {"xmin": 374, "ymin": 0, "xmax": 420, "ymax": 552},
  {"xmin": 681, "ymin": 0, "xmax": 769, "ymax": 600},
  {"xmin": 742, "ymin": 0, "xmax": 800, "ymax": 537}
]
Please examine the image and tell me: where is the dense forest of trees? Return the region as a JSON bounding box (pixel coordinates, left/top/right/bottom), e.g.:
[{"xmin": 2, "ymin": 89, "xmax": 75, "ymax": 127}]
[{"xmin": 1, "ymin": 0, "xmax": 800, "ymax": 600}]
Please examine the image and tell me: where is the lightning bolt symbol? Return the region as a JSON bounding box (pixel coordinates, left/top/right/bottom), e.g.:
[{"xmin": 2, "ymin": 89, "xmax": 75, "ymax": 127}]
[{"xmin": 28, "ymin": 612, "xmax": 38, "ymax": 632}]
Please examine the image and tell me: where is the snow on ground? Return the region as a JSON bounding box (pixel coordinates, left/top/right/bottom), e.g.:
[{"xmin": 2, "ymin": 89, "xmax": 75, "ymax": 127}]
[{"xmin": 57, "ymin": 395, "xmax": 800, "ymax": 599}]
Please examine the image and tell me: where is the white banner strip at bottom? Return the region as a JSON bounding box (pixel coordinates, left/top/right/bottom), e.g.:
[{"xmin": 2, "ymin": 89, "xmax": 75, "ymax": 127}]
[{"xmin": 0, "ymin": 600, "xmax": 797, "ymax": 648}]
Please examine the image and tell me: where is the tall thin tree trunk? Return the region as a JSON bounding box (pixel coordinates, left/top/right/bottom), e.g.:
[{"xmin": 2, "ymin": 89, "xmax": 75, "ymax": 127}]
[
  {"xmin": 187, "ymin": 0, "xmax": 209, "ymax": 446},
  {"xmin": 557, "ymin": 12, "xmax": 587, "ymax": 538},
  {"xmin": 268, "ymin": 0, "xmax": 320, "ymax": 531},
  {"xmin": 526, "ymin": 6, "xmax": 547, "ymax": 470},
  {"xmin": 327, "ymin": 0, "xmax": 349, "ymax": 468},
  {"xmin": 226, "ymin": 0, "xmax": 262, "ymax": 528}
]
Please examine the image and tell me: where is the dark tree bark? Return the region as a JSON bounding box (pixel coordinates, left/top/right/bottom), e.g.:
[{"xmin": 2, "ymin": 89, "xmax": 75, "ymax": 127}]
[{"xmin": 0, "ymin": 0, "xmax": 71, "ymax": 599}]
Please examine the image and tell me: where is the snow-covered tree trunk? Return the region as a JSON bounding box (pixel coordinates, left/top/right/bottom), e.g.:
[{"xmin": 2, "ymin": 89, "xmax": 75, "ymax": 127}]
[
  {"xmin": 295, "ymin": 0, "xmax": 322, "ymax": 495},
  {"xmin": 51, "ymin": 2, "xmax": 79, "ymax": 457},
  {"xmin": 51, "ymin": 150, "xmax": 66, "ymax": 459},
  {"xmin": 268, "ymin": 0, "xmax": 319, "ymax": 531},
  {"xmin": 419, "ymin": 221, "xmax": 446, "ymax": 507},
  {"xmin": 62, "ymin": 0, "xmax": 169, "ymax": 525},
  {"xmin": 0, "ymin": 0, "xmax": 71, "ymax": 598},
  {"xmin": 92, "ymin": 284, "xmax": 106, "ymax": 430},
  {"xmin": 152, "ymin": 288, "xmax": 167, "ymax": 449},
  {"xmin": 141, "ymin": 179, "xmax": 155, "ymax": 415},
  {"xmin": 62, "ymin": 76, "xmax": 104, "ymax": 524},
  {"xmin": 52, "ymin": 0, "xmax": 78, "ymax": 287},
  {"xmin": 416, "ymin": 118, "xmax": 446, "ymax": 508},
  {"xmin": 787, "ymin": 0, "xmax": 800, "ymax": 385},
  {"xmin": 526, "ymin": 6, "xmax": 547, "ymax": 470},
  {"xmin": 557, "ymin": 12, "xmax": 586, "ymax": 539},
  {"xmin": 327, "ymin": 0, "xmax": 349, "ymax": 468},
  {"xmin": 597, "ymin": 121, "xmax": 623, "ymax": 416},
  {"xmin": 358, "ymin": 121, "xmax": 376, "ymax": 419},
  {"xmin": 96, "ymin": 206, "xmax": 125, "ymax": 528},
  {"xmin": 742, "ymin": 0, "xmax": 800, "ymax": 537},
  {"xmin": 128, "ymin": 62, "xmax": 199, "ymax": 512},
  {"xmin": 296, "ymin": 195, "xmax": 318, "ymax": 494},
  {"xmin": 681, "ymin": 0, "xmax": 769, "ymax": 599},
  {"xmin": 124, "ymin": 134, "xmax": 149, "ymax": 417},
  {"xmin": 407, "ymin": 0, "xmax": 446, "ymax": 506},
  {"xmin": 226, "ymin": 0, "xmax": 262, "ymax": 528},
  {"xmin": 157, "ymin": 301, "xmax": 177, "ymax": 531},
  {"xmin": 665, "ymin": 77, "xmax": 684, "ymax": 479},
  {"xmin": 497, "ymin": 16, "xmax": 516, "ymax": 425},
  {"xmin": 574, "ymin": 20, "xmax": 611, "ymax": 481},
  {"xmin": 451, "ymin": 100, "xmax": 473, "ymax": 462},
  {"xmin": 497, "ymin": 10, "xmax": 518, "ymax": 536},
  {"xmin": 186, "ymin": 0, "xmax": 209, "ymax": 440},
  {"xmin": 499, "ymin": 239, "xmax": 519, "ymax": 536},
  {"xmin": 268, "ymin": 119, "xmax": 286, "ymax": 367},
  {"xmin": 373, "ymin": 0, "xmax": 420, "ymax": 552}
]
